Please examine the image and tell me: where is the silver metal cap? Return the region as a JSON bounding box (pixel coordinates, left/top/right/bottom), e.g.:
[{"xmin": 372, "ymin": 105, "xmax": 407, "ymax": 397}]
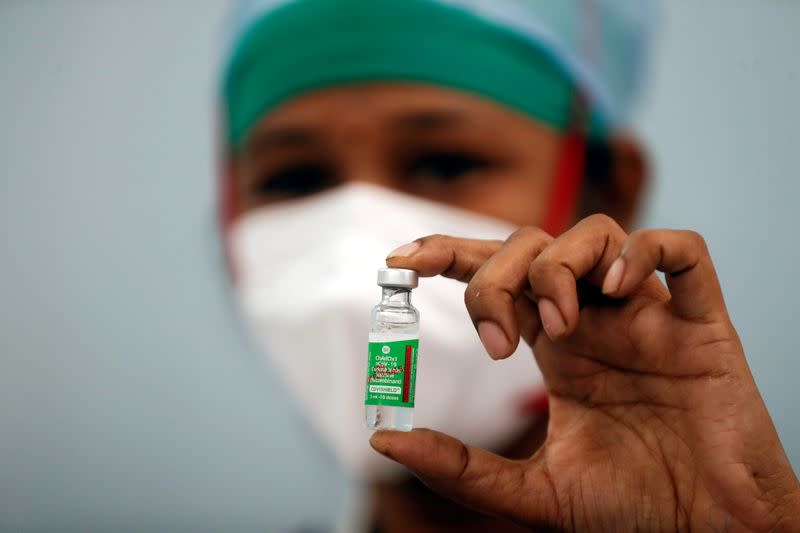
[{"xmin": 377, "ymin": 268, "xmax": 418, "ymax": 289}]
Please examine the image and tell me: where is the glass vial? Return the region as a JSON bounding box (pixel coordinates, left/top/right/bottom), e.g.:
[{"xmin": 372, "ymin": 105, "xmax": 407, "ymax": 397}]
[{"xmin": 365, "ymin": 268, "xmax": 420, "ymax": 431}]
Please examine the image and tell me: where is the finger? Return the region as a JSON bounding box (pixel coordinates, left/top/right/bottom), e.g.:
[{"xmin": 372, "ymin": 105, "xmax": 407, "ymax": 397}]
[
  {"xmin": 528, "ymin": 214, "xmax": 629, "ymax": 338},
  {"xmin": 464, "ymin": 227, "xmax": 553, "ymax": 359},
  {"xmin": 515, "ymin": 294, "xmax": 543, "ymax": 349},
  {"xmin": 602, "ymin": 229, "xmax": 726, "ymax": 320},
  {"xmin": 370, "ymin": 429, "xmax": 557, "ymax": 526},
  {"xmin": 386, "ymin": 234, "xmax": 503, "ymax": 283}
]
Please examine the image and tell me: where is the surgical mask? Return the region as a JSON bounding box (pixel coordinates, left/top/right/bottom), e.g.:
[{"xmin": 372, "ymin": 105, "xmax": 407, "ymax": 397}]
[{"xmin": 228, "ymin": 183, "xmax": 545, "ymax": 480}]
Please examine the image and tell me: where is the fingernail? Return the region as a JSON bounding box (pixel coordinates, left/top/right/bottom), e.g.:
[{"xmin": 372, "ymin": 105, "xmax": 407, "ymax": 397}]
[
  {"xmin": 386, "ymin": 241, "xmax": 420, "ymax": 259},
  {"xmin": 602, "ymin": 257, "xmax": 626, "ymax": 295},
  {"xmin": 538, "ymin": 298, "xmax": 566, "ymax": 339},
  {"xmin": 477, "ymin": 321, "xmax": 510, "ymax": 359}
]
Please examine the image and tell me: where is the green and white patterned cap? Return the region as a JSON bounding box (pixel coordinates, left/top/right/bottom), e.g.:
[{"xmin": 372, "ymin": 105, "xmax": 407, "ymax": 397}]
[{"xmin": 220, "ymin": 0, "xmax": 656, "ymax": 149}]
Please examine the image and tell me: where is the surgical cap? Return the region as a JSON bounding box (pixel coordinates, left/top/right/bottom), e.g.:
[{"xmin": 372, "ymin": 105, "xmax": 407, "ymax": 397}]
[{"xmin": 220, "ymin": 0, "xmax": 656, "ymax": 149}]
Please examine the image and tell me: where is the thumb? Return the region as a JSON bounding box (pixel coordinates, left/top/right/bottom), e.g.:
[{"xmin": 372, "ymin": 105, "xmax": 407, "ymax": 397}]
[{"xmin": 369, "ymin": 428, "xmax": 558, "ymax": 526}]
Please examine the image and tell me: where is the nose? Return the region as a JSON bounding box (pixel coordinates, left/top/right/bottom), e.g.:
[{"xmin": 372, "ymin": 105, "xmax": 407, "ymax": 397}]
[
  {"xmin": 341, "ymin": 172, "xmax": 394, "ymax": 189},
  {"xmin": 334, "ymin": 130, "xmax": 396, "ymax": 190},
  {"xmin": 329, "ymin": 105, "xmax": 404, "ymax": 192}
]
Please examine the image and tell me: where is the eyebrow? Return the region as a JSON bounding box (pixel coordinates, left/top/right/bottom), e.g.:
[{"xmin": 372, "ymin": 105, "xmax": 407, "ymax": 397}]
[
  {"xmin": 243, "ymin": 108, "xmax": 475, "ymax": 155},
  {"xmin": 244, "ymin": 126, "xmax": 322, "ymax": 155},
  {"xmin": 391, "ymin": 109, "xmax": 474, "ymax": 131}
]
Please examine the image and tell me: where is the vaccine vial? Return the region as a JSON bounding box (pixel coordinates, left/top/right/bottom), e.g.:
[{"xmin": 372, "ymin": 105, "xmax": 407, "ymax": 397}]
[{"xmin": 365, "ymin": 268, "xmax": 419, "ymax": 431}]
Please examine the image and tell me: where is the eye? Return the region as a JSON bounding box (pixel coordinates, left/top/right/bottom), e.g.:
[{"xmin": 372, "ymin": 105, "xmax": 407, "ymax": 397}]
[
  {"xmin": 252, "ymin": 163, "xmax": 335, "ymax": 198},
  {"xmin": 406, "ymin": 151, "xmax": 490, "ymax": 184}
]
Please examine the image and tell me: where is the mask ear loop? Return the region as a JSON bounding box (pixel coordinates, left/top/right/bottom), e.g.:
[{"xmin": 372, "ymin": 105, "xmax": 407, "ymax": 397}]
[
  {"xmin": 519, "ymin": 91, "xmax": 590, "ymax": 417},
  {"xmin": 539, "ymin": 91, "xmax": 589, "ymax": 237}
]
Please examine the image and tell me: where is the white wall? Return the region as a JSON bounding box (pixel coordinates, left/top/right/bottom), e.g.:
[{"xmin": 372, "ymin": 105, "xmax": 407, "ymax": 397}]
[
  {"xmin": 0, "ymin": 2, "xmax": 349, "ymax": 531},
  {"xmin": 0, "ymin": 0, "xmax": 797, "ymax": 529},
  {"xmin": 634, "ymin": 0, "xmax": 800, "ymax": 469}
]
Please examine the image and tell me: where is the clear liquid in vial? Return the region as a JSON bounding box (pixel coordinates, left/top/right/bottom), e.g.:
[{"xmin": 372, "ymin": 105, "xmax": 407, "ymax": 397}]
[{"xmin": 365, "ymin": 310, "xmax": 418, "ymax": 431}]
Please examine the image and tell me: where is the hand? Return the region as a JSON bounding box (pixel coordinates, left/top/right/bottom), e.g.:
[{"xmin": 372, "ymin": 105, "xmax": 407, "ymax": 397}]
[{"xmin": 371, "ymin": 215, "xmax": 800, "ymax": 531}]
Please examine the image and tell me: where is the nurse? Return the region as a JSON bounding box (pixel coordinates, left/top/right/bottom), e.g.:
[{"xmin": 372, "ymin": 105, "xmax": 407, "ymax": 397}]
[{"xmin": 218, "ymin": 0, "xmax": 800, "ymax": 530}]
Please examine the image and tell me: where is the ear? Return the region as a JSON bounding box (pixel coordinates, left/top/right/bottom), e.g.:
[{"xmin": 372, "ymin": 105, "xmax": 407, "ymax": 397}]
[
  {"xmin": 219, "ymin": 157, "xmax": 242, "ymax": 230},
  {"xmin": 580, "ymin": 133, "xmax": 648, "ymax": 230},
  {"xmin": 218, "ymin": 156, "xmax": 242, "ymax": 280}
]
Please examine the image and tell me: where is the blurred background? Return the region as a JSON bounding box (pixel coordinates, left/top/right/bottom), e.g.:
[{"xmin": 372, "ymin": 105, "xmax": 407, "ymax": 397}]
[{"xmin": 1, "ymin": 1, "xmax": 798, "ymax": 530}]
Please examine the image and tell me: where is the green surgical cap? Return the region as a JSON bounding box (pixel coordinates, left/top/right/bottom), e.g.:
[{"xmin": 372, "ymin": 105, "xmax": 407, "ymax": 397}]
[{"xmin": 221, "ymin": 0, "xmax": 655, "ymax": 149}]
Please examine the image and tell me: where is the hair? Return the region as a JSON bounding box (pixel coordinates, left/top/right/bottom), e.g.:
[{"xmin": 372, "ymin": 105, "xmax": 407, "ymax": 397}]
[{"xmin": 579, "ymin": 138, "xmax": 615, "ymax": 217}]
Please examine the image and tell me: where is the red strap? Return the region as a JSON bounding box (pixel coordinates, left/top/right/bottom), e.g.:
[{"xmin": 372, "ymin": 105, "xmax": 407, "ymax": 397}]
[
  {"xmin": 540, "ymin": 128, "xmax": 586, "ymax": 236},
  {"xmin": 540, "ymin": 92, "xmax": 588, "ymax": 236}
]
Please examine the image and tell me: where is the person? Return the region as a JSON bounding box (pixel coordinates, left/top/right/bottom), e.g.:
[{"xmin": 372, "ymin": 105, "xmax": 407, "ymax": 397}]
[{"xmin": 217, "ymin": 0, "xmax": 800, "ymax": 530}]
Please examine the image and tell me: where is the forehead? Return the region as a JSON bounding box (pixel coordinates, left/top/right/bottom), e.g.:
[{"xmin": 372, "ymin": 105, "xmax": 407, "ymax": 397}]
[{"xmin": 244, "ymin": 82, "xmax": 554, "ymax": 145}]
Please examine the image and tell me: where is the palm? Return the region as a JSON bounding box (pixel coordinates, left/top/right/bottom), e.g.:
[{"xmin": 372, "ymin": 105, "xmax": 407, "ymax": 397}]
[
  {"xmin": 374, "ymin": 217, "xmax": 799, "ymax": 531},
  {"xmin": 527, "ymin": 293, "xmax": 738, "ymax": 529},
  {"xmin": 489, "ymin": 276, "xmax": 698, "ymax": 526}
]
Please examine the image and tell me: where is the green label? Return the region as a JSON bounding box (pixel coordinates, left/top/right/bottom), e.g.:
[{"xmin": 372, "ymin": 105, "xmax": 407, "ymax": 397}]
[{"xmin": 364, "ymin": 339, "xmax": 419, "ymax": 407}]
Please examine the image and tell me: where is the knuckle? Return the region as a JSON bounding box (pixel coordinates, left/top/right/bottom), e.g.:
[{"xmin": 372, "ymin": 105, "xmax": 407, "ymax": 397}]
[
  {"xmin": 528, "ymin": 255, "xmax": 561, "ymax": 287},
  {"xmin": 583, "ymin": 213, "xmax": 619, "ymax": 230},
  {"xmin": 528, "ymin": 256, "xmax": 548, "ymax": 278},
  {"xmin": 506, "ymin": 225, "xmax": 552, "ymax": 244},
  {"xmin": 624, "ymin": 229, "xmax": 710, "ymax": 261},
  {"xmin": 416, "ymin": 233, "xmax": 448, "ymax": 246},
  {"xmin": 463, "ymin": 282, "xmax": 482, "ymax": 307},
  {"xmin": 463, "ymin": 281, "xmax": 506, "ymax": 309},
  {"xmin": 681, "ymin": 230, "xmax": 709, "ymax": 253},
  {"xmin": 454, "ymin": 441, "xmax": 471, "ymax": 481},
  {"xmin": 626, "ymin": 228, "xmax": 656, "ymax": 248}
]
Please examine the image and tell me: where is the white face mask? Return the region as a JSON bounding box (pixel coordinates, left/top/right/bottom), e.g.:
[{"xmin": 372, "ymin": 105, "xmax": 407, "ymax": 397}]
[{"xmin": 228, "ymin": 183, "xmax": 544, "ymax": 480}]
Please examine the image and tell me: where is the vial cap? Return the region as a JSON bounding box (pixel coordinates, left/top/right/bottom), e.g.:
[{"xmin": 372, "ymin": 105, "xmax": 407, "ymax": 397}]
[{"xmin": 377, "ymin": 267, "xmax": 418, "ymax": 289}]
